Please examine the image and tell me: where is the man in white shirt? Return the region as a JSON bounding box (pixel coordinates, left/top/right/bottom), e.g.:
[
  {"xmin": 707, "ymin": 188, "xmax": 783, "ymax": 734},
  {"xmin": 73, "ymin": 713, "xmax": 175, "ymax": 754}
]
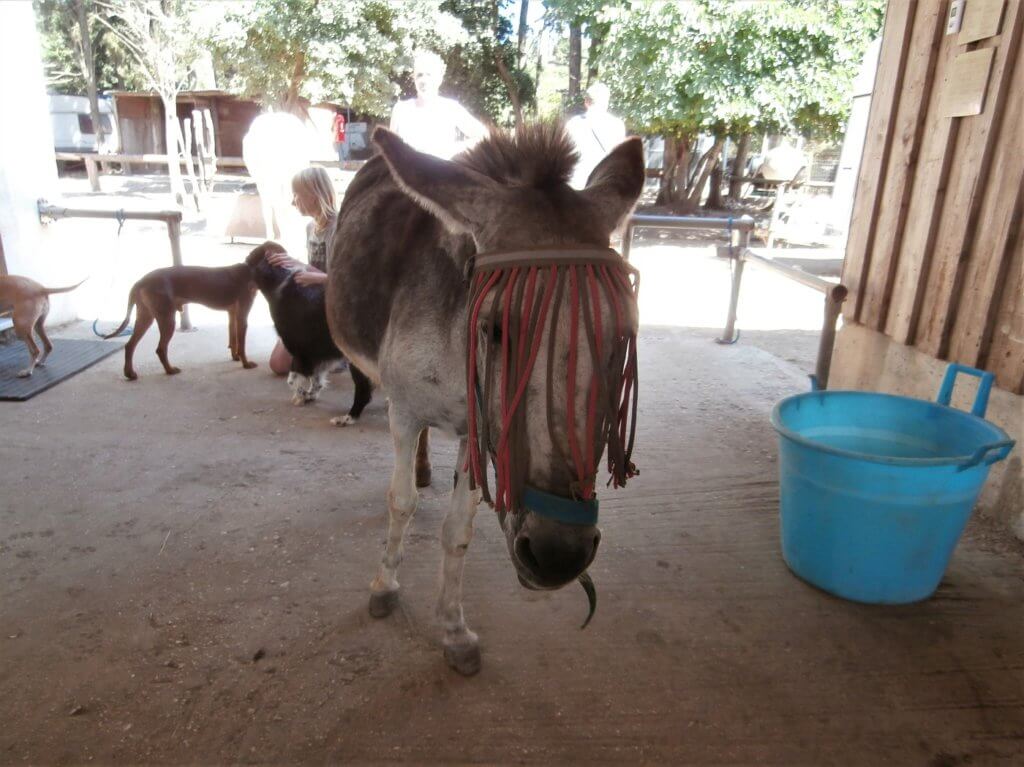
[
  {"xmin": 390, "ymin": 51, "xmax": 487, "ymax": 160},
  {"xmin": 566, "ymin": 82, "xmax": 627, "ymax": 189}
]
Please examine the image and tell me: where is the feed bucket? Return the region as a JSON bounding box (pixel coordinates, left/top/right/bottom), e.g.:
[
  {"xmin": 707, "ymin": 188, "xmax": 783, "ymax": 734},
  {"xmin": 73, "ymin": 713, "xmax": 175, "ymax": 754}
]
[{"xmin": 771, "ymin": 364, "xmax": 1015, "ymax": 604}]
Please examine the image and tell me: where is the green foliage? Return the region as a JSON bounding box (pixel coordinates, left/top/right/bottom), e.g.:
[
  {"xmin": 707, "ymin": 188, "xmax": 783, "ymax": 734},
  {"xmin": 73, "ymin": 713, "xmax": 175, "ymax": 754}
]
[
  {"xmin": 439, "ymin": 0, "xmax": 535, "ymax": 126},
  {"xmin": 34, "ymin": 0, "xmax": 143, "ymax": 93},
  {"xmin": 210, "ymin": 0, "xmax": 470, "ymax": 117},
  {"xmin": 599, "ymin": 0, "xmax": 884, "ymax": 140}
]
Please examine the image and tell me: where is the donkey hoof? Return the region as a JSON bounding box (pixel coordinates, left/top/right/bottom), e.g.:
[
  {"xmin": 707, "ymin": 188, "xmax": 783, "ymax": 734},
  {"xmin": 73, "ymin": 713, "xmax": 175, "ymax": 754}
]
[
  {"xmin": 444, "ymin": 640, "xmax": 481, "ymax": 676},
  {"xmin": 243, "ymin": 361, "xmax": 257, "ymax": 369},
  {"xmin": 416, "ymin": 467, "xmax": 432, "ymax": 488},
  {"xmin": 166, "ymin": 367, "xmax": 181, "ymax": 375},
  {"xmin": 17, "ymin": 369, "xmax": 32, "ymax": 378},
  {"xmin": 368, "ymin": 589, "xmax": 399, "ymax": 618}
]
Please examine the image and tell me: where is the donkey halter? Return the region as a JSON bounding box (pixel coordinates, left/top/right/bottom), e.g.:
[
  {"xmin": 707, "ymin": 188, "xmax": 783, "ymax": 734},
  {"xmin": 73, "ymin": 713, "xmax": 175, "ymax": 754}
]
[{"xmin": 465, "ymin": 246, "xmax": 640, "ymax": 527}]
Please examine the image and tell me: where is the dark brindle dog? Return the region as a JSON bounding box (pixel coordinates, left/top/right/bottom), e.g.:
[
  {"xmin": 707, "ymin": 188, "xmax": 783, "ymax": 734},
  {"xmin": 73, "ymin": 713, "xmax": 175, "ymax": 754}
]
[
  {"xmin": 105, "ymin": 264, "xmax": 258, "ymax": 380},
  {"xmin": 246, "ymin": 241, "xmax": 373, "ymax": 424}
]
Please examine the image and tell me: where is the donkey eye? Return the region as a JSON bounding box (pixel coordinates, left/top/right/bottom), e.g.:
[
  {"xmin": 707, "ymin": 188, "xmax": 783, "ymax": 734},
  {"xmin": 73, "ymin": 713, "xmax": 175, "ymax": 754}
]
[{"xmin": 479, "ymin": 320, "xmax": 502, "ymax": 345}]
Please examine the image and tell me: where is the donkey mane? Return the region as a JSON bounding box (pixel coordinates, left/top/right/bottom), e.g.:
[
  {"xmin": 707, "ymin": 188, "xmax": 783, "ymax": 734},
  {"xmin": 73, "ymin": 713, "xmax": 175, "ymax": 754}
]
[{"xmin": 457, "ymin": 122, "xmax": 579, "ymax": 190}]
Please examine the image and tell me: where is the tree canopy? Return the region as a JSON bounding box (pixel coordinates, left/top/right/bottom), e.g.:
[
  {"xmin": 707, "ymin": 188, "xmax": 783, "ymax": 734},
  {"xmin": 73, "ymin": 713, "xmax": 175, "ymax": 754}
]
[
  {"xmin": 35, "ymin": 0, "xmax": 883, "ymax": 137},
  {"xmin": 598, "ymin": 0, "xmax": 884, "ymax": 141},
  {"xmin": 209, "ymin": 0, "xmax": 469, "ymax": 117}
]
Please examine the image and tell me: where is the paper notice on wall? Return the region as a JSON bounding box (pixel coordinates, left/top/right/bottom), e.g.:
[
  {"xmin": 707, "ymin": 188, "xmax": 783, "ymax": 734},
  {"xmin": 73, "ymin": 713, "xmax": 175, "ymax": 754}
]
[
  {"xmin": 959, "ymin": 0, "xmax": 1006, "ymax": 43},
  {"xmin": 942, "ymin": 49, "xmax": 996, "ymax": 117}
]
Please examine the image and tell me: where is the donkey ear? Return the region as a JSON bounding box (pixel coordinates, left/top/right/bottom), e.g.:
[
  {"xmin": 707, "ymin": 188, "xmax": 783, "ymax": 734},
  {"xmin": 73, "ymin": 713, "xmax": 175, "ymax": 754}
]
[
  {"xmin": 372, "ymin": 127, "xmax": 504, "ymax": 235},
  {"xmin": 579, "ymin": 137, "xmax": 645, "ymax": 233}
]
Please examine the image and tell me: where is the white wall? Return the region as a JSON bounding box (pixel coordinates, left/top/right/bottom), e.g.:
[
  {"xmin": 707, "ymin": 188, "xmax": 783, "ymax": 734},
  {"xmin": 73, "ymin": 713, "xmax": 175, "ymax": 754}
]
[{"xmin": 0, "ymin": 1, "xmax": 83, "ymax": 324}]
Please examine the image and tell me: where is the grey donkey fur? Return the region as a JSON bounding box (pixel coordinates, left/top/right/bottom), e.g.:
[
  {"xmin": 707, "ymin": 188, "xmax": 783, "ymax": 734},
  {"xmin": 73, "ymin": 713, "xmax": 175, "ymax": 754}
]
[{"xmin": 325, "ymin": 123, "xmax": 644, "ymax": 675}]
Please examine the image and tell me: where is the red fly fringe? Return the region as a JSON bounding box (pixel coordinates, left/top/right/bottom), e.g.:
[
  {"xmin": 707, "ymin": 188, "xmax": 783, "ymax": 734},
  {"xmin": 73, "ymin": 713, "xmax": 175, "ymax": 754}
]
[{"xmin": 466, "ymin": 257, "xmax": 640, "ymax": 514}]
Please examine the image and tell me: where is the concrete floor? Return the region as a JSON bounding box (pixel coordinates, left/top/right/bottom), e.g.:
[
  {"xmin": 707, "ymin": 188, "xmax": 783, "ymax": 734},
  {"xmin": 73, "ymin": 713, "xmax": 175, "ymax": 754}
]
[{"xmin": 1, "ymin": 316, "xmax": 1022, "ymax": 765}]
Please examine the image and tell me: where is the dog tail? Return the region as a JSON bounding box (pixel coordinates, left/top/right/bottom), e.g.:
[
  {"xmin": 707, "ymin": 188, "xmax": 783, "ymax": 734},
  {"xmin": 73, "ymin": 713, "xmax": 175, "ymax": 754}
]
[
  {"xmin": 43, "ymin": 278, "xmax": 87, "ymax": 295},
  {"xmin": 104, "ymin": 285, "xmax": 138, "ymax": 339}
]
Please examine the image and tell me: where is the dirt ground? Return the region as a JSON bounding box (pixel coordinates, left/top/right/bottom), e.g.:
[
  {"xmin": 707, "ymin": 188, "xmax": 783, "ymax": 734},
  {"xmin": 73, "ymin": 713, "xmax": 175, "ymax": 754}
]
[
  {"xmin": 2, "ymin": 175, "xmax": 1022, "ymax": 764},
  {"xmin": 2, "ymin": 314, "xmax": 1023, "ymax": 765}
]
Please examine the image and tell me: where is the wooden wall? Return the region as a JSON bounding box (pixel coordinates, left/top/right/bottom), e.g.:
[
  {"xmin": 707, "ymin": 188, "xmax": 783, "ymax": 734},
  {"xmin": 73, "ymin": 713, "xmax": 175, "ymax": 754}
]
[{"xmin": 842, "ymin": 0, "xmax": 1024, "ymax": 394}]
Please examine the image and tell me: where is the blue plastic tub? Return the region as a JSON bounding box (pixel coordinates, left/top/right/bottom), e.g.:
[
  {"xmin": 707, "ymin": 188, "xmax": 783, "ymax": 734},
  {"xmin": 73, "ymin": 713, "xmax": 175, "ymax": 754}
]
[{"xmin": 771, "ymin": 364, "xmax": 1015, "ymax": 604}]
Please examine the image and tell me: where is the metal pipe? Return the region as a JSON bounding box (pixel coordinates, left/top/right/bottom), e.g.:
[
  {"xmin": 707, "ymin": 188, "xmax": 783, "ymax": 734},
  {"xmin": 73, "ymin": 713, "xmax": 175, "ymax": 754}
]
[
  {"xmin": 38, "ymin": 201, "xmax": 182, "ymax": 224},
  {"xmin": 814, "ymin": 284, "xmax": 848, "ymax": 389},
  {"xmin": 37, "ymin": 199, "xmax": 190, "ymax": 330},
  {"xmin": 621, "ymin": 213, "xmax": 754, "ymax": 261},
  {"xmin": 716, "ymin": 222, "xmax": 753, "ymax": 344},
  {"xmin": 718, "ymin": 256, "xmax": 745, "ymax": 344},
  {"xmin": 738, "ymin": 249, "xmax": 847, "ymax": 389},
  {"xmin": 740, "ymin": 249, "xmax": 836, "ymax": 294}
]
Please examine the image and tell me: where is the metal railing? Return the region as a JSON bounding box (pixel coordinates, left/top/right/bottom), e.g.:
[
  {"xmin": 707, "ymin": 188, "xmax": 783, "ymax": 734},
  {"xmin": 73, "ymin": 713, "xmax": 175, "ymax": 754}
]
[
  {"xmin": 55, "ymin": 152, "xmax": 366, "ymax": 192},
  {"xmin": 621, "ymin": 212, "xmax": 846, "ymax": 389},
  {"xmin": 36, "ymin": 199, "xmax": 192, "ymax": 330}
]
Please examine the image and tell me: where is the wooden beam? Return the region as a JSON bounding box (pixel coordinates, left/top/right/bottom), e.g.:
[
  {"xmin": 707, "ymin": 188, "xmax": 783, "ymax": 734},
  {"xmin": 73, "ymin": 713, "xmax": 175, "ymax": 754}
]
[
  {"xmin": 915, "ymin": 0, "xmax": 1024, "ymax": 358},
  {"xmin": 841, "ymin": 0, "xmax": 917, "ymax": 323},
  {"xmin": 860, "ymin": 1, "xmax": 945, "ymax": 330},
  {"xmin": 883, "ymin": 26, "xmax": 970, "ymax": 343},
  {"xmin": 949, "ymin": 35, "xmax": 1024, "ymax": 371},
  {"xmin": 983, "ymin": 205, "xmax": 1023, "ymax": 393}
]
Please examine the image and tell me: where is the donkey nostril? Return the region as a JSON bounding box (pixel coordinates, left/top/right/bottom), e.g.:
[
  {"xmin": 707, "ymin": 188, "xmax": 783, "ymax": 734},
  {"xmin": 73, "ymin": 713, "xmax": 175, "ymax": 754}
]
[{"xmin": 514, "ymin": 535, "xmax": 539, "ymax": 572}]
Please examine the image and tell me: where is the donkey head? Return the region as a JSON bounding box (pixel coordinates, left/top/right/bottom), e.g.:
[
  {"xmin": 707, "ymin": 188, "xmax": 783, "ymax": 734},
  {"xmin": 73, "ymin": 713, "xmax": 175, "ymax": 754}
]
[{"xmin": 374, "ymin": 124, "xmax": 644, "ymax": 592}]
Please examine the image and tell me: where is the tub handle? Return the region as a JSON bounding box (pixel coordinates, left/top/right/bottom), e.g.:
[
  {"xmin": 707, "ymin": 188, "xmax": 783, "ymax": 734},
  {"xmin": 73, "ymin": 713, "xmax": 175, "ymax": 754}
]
[
  {"xmin": 959, "ymin": 440, "xmax": 1016, "ymax": 472},
  {"xmin": 937, "ymin": 363, "xmax": 995, "ymax": 417}
]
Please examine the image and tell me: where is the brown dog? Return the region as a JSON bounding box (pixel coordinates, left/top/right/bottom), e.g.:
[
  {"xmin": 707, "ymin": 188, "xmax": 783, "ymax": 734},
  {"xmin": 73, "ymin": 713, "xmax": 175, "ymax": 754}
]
[
  {"xmin": 0, "ymin": 275, "xmax": 85, "ymax": 378},
  {"xmin": 105, "ymin": 264, "xmax": 257, "ymax": 380}
]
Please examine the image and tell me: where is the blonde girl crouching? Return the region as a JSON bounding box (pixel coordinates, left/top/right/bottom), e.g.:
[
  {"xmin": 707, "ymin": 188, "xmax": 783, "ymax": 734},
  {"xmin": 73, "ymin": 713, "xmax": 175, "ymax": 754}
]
[{"xmin": 268, "ymin": 166, "xmax": 337, "ymax": 375}]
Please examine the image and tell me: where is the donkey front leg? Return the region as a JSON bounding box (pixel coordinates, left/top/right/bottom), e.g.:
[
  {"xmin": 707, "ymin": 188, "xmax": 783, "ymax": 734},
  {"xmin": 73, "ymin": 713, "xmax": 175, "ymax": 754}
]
[
  {"xmin": 438, "ymin": 440, "xmax": 482, "ymax": 675},
  {"xmin": 369, "ymin": 410, "xmax": 422, "ymax": 618}
]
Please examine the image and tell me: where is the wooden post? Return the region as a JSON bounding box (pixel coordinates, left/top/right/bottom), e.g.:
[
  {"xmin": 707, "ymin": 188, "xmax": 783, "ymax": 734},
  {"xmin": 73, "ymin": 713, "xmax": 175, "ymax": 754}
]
[
  {"xmin": 203, "ymin": 108, "xmax": 218, "ymax": 177},
  {"xmin": 179, "ymin": 118, "xmax": 201, "ymax": 209},
  {"xmin": 166, "ymin": 217, "xmax": 191, "ymax": 331},
  {"xmin": 191, "ymin": 109, "xmax": 208, "ymax": 193},
  {"xmin": 85, "ymin": 156, "xmax": 100, "ymax": 192}
]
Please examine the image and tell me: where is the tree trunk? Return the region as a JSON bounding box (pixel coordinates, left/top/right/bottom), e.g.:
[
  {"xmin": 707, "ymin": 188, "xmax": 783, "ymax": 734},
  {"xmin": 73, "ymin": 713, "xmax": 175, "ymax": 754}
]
[
  {"xmin": 706, "ymin": 161, "xmax": 724, "ymax": 210},
  {"xmin": 75, "ymin": 0, "xmax": 105, "ymax": 151},
  {"xmin": 494, "ymin": 52, "xmax": 523, "ymax": 131},
  {"xmin": 657, "ymin": 136, "xmax": 691, "ymax": 205},
  {"xmin": 586, "ymin": 27, "xmax": 604, "ymax": 87},
  {"xmin": 705, "ymin": 133, "xmax": 727, "ymax": 209},
  {"xmin": 685, "ymin": 136, "xmax": 725, "ymax": 211},
  {"xmin": 568, "ymin": 23, "xmax": 582, "ymax": 108},
  {"xmin": 161, "ymin": 93, "xmax": 186, "ymax": 207},
  {"xmin": 728, "ymin": 133, "xmax": 751, "ymax": 201},
  {"xmin": 517, "ymin": 0, "xmax": 529, "ymax": 69},
  {"xmin": 283, "ymin": 51, "xmax": 306, "ymax": 117}
]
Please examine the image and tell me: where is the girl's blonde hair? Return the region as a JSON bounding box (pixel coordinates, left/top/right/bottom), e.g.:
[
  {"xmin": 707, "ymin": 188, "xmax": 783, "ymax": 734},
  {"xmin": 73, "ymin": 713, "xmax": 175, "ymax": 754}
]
[{"xmin": 292, "ymin": 166, "xmax": 337, "ymax": 231}]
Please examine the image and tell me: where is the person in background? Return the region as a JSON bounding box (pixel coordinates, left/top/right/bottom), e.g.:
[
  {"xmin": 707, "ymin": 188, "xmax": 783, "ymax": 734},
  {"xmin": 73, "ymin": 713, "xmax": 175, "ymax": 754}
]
[
  {"xmin": 565, "ymin": 82, "xmax": 627, "ymax": 190},
  {"xmin": 389, "ymin": 50, "xmax": 487, "ymax": 160},
  {"xmin": 267, "ymin": 166, "xmax": 337, "ymax": 375},
  {"xmin": 332, "ymin": 109, "xmax": 349, "ymax": 162}
]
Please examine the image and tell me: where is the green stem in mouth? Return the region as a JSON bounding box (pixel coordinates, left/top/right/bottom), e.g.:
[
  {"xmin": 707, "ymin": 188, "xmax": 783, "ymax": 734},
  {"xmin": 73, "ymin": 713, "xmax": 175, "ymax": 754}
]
[{"xmin": 579, "ymin": 571, "xmax": 597, "ymax": 629}]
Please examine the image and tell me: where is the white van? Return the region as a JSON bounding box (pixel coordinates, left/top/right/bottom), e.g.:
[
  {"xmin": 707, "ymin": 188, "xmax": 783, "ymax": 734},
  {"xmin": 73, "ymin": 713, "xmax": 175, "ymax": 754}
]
[{"xmin": 49, "ymin": 94, "xmax": 120, "ymax": 154}]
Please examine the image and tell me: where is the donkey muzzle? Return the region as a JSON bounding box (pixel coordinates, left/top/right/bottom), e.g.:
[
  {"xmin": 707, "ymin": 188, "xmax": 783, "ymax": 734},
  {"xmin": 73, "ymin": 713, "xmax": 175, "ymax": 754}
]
[{"xmin": 512, "ymin": 515, "xmax": 601, "ymax": 589}]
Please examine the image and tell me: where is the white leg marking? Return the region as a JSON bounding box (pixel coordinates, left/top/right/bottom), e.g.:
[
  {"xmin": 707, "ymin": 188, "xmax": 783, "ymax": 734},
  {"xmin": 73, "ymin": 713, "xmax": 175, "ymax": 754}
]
[
  {"xmin": 370, "ymin": 408, "xmax": 421, "ymax": 596},
  {"xmin": 438, "ymin": 440, "xmax": 482, "ymax": 653}
]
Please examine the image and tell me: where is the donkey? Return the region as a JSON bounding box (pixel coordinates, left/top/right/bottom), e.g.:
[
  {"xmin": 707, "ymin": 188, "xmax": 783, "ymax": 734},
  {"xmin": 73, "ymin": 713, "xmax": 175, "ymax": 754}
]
[{"xmin": 325, "ymin": 123, "xmax": 643, "ymax": 675}]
